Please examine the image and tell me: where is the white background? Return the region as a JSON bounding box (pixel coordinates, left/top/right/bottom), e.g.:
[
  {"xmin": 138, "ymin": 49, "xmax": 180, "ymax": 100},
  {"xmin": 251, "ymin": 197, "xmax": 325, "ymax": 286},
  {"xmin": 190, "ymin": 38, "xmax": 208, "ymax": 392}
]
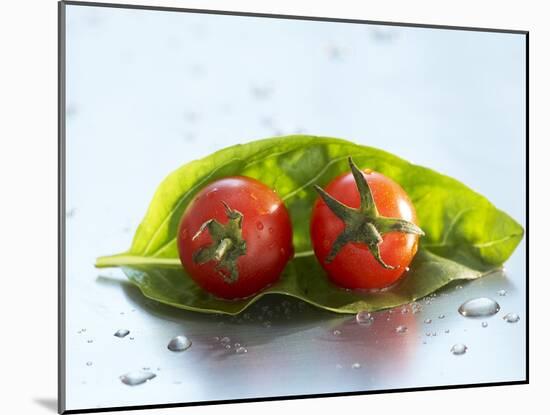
[{"xmin": 0, "ymin": 0, "xmax": 544, "ymax": 414}]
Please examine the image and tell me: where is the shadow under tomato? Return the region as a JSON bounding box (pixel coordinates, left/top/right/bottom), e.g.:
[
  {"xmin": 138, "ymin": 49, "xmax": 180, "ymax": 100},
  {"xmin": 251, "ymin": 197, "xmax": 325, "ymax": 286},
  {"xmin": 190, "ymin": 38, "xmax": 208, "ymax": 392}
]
[{"xmin": 111, "ymin": 277, "xmax": 346, "ymax": 358}]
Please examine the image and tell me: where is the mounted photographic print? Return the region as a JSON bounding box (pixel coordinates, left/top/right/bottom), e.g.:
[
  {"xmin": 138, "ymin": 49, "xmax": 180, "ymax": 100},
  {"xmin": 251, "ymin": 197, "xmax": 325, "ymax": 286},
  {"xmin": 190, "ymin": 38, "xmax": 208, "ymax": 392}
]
[{"xmin": 59, "ymin": 1, "xmax": 528, "ymax": 413}]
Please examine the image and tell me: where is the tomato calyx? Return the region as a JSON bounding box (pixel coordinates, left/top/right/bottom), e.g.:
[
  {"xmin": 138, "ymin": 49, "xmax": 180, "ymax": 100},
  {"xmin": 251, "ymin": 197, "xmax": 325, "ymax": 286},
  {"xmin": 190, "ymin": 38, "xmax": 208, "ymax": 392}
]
[
  {"xmin": 191, "ymin": 201, "xmax": 247, "ymax": 284},
  {"xmin": 313, "ymin": 157, "xmax": 425, "ymax": 269}
]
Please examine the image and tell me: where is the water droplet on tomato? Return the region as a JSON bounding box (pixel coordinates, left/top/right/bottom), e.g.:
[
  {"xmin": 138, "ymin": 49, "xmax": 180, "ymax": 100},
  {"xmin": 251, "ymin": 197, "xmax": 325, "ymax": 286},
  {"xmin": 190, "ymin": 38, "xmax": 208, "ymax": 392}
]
[
  {"xmin": 458, "ymin": 298, "xmax": 500, "ymax": 317},
  {"xmin": 451, "ymin": 344, "xmax": 467, "ymax": 355},
  {"xmin": 268, "ymin": 227, "xmax": 274, "ymax": 233},
  {"xmin": 503, "ymin": 313, "xmax": 520, "ymax": 323},
  {"xmin": 256, "ymin": 221, "xmax": 264, "ymax": 230},
  {"xmin": 167, "ymin": 336, "xmax": 192, "ymax": 352}
]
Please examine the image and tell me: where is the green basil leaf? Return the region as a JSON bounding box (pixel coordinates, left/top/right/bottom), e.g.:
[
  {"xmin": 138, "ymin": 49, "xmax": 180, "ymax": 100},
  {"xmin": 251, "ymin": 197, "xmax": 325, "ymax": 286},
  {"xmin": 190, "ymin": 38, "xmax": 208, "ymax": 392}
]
[
  {"xmin": 118, "ymin": 250, "xmax": 485, "ymax": 315},
  {"xmin": 96, "ymin": 135, "xmax": 523, "ymax": 314}
]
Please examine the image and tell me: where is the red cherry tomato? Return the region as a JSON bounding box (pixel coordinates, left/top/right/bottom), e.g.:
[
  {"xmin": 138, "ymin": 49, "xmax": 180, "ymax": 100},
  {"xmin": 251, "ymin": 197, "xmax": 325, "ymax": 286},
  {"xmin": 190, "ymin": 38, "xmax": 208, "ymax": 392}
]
[
  {"xmin": 177, "ymin": 176, "xmax": 293, "ymax": 299},
  {"xmin": 310, "ymin": 158, "xmax": 423, "ymax": 290}
]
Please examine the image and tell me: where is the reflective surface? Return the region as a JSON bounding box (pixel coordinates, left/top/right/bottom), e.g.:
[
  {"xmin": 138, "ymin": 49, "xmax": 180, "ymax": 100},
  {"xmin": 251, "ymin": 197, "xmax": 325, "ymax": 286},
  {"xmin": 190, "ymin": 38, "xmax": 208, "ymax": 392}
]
[{"xmin": 63, "ymin": 4, "xmax": 526, "ymax": 411}]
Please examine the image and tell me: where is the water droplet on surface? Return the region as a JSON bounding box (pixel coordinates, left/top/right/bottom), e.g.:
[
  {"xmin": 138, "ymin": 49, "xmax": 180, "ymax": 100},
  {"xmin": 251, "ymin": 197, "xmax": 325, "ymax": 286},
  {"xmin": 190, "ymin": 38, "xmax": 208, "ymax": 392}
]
[
  {"xmin": 336, "ymin": 364, "xmax": 343, "ymax": 369},
  {"xmin": 87, "ymin": 339, "xmax": 93, "ymax": 343},
  {"xmin": 256, "ymin": 221, "xmax": 264, "ymax": 230},
  {"xmin": 425, "ymin": 332, "xmax": 431, "ymax": 337},
  {"xmin": 81, "ymin": 328, "xmax": 87, "ymax": 332},
  {"xmin": 351, "ymin": 362, "xmax": 361, "ymax": 369},
  {"xmin": 224, "ymin": 344, "xmax": 231, "ymax": 350},
  {"xmin": 129, "ymin": 337, "xmax": 135, "ymax": 340},
  {"xmin": 503, "ymin": 313, "xmax": 520, "ymax": 323},
  {"xmin": 424, "ymin": 318, "xmax": 432, "ymax": 324},
  {"xmin": 220, "ymin": 336, "xmax": 230, "ymax": 344},
  {"xmin": 497, "ymin": 289, "xmax": 507, "ymax": 296},
  {"xmin": 438, "ymin": 314, "xmax": 445, "ymax": 319},
  {"xmin": 120, "ymin": 371, "xmax": 156, "ymax": 386},
  {"xmin": 451, "ymin": 344, "xmax": 467, "ymax": 355},
  {"xmin": 167, "ymin": 336, "xmax": 192, "ymax": 352},
  {"xmin": 234, "ymin": 343, "xmax": 241, "ymax": 347},
  {"xmin": 481, "ymin": 321, "xmax": 488, "ymax": 328},
  {"xmin": 213, "ymin": 336, "xmax": 220, "ymax": 341},
  {"xmin": 114, "ymin": 329, "xmax": 130, "ymax": 338},
  {"xmin": 333, "ymin": 329, "xmax": 342, "ymax": 336},
  {"xmin": 395, "ymin": 325, "xmax": 407, "ymax": 334},
  {"xmin": 262, "ymin": 321, "xmax": 272, "ymax": 328},
  {"xmin": 431, "ymin": 332, "xmax": 437, "ymax": 336},
  {"xmin": 235, "ymin": 346, "xmax": 248, "ymax": 354},
  {"xmin": 86, "ymin": 361, "xmax": 93, "ymax": 366},
  {"xmin": 458, "ymin": 297, "xmax": 500, "ymax": 317},
  {"xmin": 445, "ymin": 329, "xmax": 450, "ymax": 334},
  {"xmin": 401, "ymin": 307, "xmax": 409, "ymax": 314},
  {"xmin": 120, "ymin": 312, "xmax": 125, "ymax": 315},
  {"xmin": 356, "ymin": 311, "xmax": 373, "ymax": 325},
  {"xmin": 455, "ymin": 285, "xmax": 463, "ymax": 290}
]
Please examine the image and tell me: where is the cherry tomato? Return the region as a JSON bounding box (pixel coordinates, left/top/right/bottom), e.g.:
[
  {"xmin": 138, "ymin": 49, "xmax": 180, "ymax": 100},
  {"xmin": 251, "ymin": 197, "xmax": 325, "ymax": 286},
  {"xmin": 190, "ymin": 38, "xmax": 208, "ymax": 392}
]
[
  {"xmin": 177, "ymin": 176, "xmax": 293, "ymax": 299},
  {"xmin": 310, "ymin": 158, "xmax": 424, "ymax": 290}
]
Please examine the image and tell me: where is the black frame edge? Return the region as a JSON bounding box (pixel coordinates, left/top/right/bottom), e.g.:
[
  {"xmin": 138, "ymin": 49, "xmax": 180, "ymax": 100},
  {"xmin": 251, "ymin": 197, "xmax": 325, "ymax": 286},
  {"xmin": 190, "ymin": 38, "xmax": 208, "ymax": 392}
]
[
  {"xmin": 62, "ymin": 0, "xmax": 528, "ymax": 35},
  {"xmin": 63, "ymin": 380, "xmax": 528, "ymax": 414},
  {"xmin": 58, "ymin": 1, "xmax": 67, "ymax": 414}
]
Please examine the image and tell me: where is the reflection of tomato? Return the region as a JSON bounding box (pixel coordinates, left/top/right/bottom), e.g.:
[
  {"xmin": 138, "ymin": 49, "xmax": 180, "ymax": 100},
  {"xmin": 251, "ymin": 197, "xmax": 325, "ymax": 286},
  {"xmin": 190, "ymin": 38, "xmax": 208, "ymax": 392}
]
[
  {"xmin": 333, "ymin": 308, "xmax": 418, "ymax": 374},
  {"xmin": 311, "ymin": 157, "xmax": 424, "ymax": 290},
  {"xmin": 177, "ymin": 177, "xmax": 293, "ymax": 300}
]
